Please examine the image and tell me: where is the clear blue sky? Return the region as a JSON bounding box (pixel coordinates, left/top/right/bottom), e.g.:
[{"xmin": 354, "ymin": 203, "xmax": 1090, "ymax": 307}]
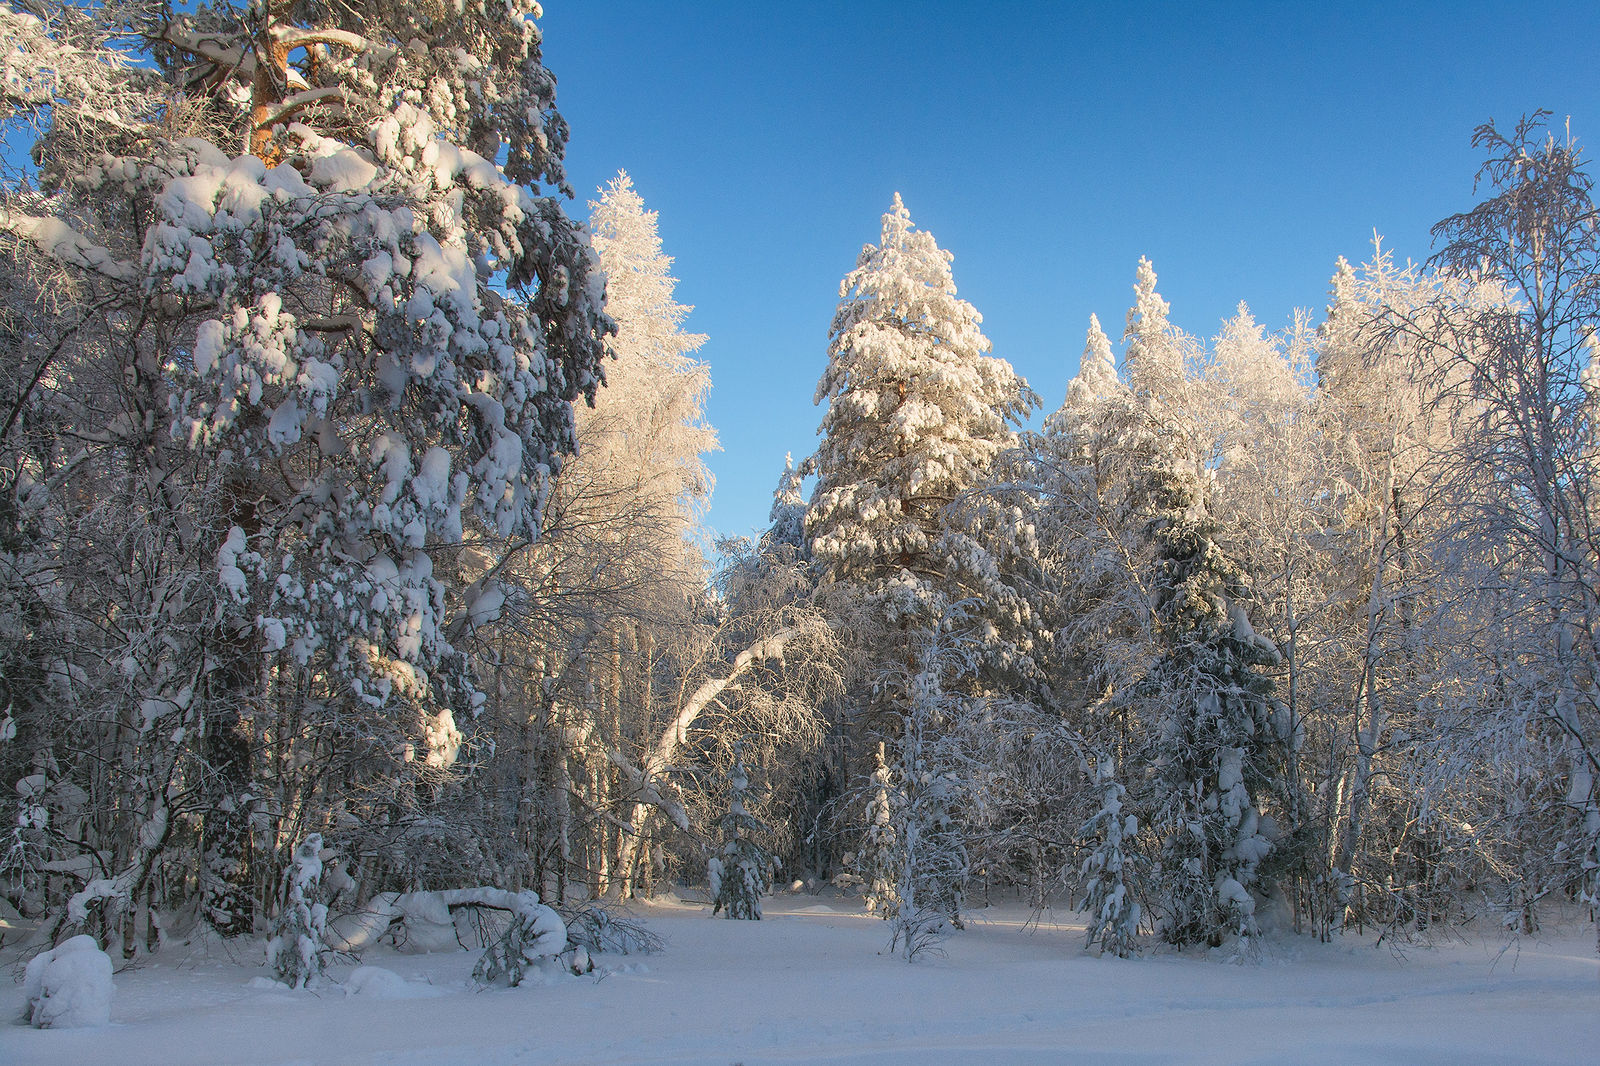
[{"xmin": 537, "ymin": 0, "xmax": 1600, "ymax": 544}]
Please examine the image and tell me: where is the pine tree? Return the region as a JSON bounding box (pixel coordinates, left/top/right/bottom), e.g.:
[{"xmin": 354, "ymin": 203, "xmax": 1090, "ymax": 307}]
[
  {"xmin": 0, "ymin": 0, "xmax": 608, "ymax": 939},
  {"xmin": 708, "ymin": 743, "xmax": 774, "ymax": 920},
  {"xmin": 807, "ymin": 193, "xmax": 1032, "ymax": 605},
  {"xmin": 806, "ymin": 192, "xmax": 1035, "ymax": 702}
]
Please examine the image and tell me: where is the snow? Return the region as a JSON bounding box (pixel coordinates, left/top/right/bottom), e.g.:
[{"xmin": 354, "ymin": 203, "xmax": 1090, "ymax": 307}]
[
  {"xmin": 4, "ymin": 897, "xmax": 1595, "ymax": 1062},
  {"xmin": 21, "ymin": 934, "xmax": 113, "ymax": 1028}
]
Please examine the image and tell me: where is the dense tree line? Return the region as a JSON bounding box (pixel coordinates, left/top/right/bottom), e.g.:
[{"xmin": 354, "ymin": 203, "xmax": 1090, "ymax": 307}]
[
  {"xmin": 792, "ymin": 118, "xmax": 1598, "ymax": 954},
  {"xmin": 1, "ymin": 0, "xmax": 1593, "ymax": 965}
]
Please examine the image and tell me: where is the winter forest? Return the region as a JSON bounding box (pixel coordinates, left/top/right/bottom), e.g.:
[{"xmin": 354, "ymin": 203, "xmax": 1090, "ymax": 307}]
[{"xmin": 1, "ymin": 0, "xmax": 1598, "ymax": 1060}]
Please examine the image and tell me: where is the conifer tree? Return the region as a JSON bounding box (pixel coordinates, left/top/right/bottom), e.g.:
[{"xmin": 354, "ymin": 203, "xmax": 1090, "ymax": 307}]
[
  {"xmin": 0, "ymin": 0, "xmax": 609, "ymax": 939},
  {"xmin": 885, "ymin": 639, "xmax": 971, "ymax": 960},
  {"xmin": 708, "ymin": 743, "xmax": 774, "ymax": 920},
  {"xmin": 859, "ymin": 742, "xmax": 900, "ymax": 917},
  {"xmin": 267, "ymin": 835, "xmax": 327, "ymax": 989},
  {"xmin": 806, "ymin": 192, "xmax": 1035, "ymax": 699},
  {"xmin": 1079, "ymin": 757, "xmax": 1140, "ymax": 957},
  {"xmin": 1117, "ymin": 262, "xmax": 1288, "ymax": 946},
  {"xmin": 762, "ymin": 453, "xmax": 809, "ymax": 558}
]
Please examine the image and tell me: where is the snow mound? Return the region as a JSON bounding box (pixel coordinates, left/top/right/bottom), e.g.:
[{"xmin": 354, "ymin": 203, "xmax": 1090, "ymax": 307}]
[
  {"xmin": 22, "ymin": 934, "xmax": 113, "ymax": 1028},
  {"xmin": 246, "ymin": 976, "xmax": 291, "ymax": 991},
  {"xmin": 344, "ymin": 965, "xmax": 446, "ymax": 999}
]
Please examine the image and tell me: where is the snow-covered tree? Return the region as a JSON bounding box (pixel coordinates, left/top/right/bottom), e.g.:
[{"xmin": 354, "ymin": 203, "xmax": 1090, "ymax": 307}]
[
  {"xmin": 267, "ymin": 834, "xmax": 327, "ymax": 989},
  {"xmin": 1044, "ymin": 314, "xmax": 1120, "ymax": 442},
  {"xmin": 583, "ymin": 169, "xmax": 715, "ymax": 535},
  {"xmin": 1310, "ymin": 245, "xmax": 1508, "ymax": 934},
  {"xmin": 1124, "ymin": 257, "xmax": 1185, "ymax": 402},
  {"xmin": 708, "ymin": 742, "xmax": 774, "ymax": 920},
  {"xmin": 806, "ymin": 192, "xmax": 1036, "ymax": 683},
  {"xmin": 883, "ymin": 636, "xmax": 971, "ymax": 960},
  {"xmin": 762, "ymin": 453, "xmax": 809, "ymax": 558},
  {"xmin": 803, "ymin": 194, "xmax": 1033, "ymax": 933},
  {"xmin": 1413, "ymin": 114, "xmax": 1600, "ymax": 943},
  {"xmin": 1135, "ymin": 397, "xmax": 1286, "ymax": 947},
  {"xmin": 0, "ymin": 0, "xmax": 608, "ymax": 940},
  {"xmin": 1198, "ymin": 304, "xmax": 1326, "ymax": 920},
  {"xmin": 1078, "ymin": 756, "xmax": 1140, "ymax": 957},
  {"xmin": 1035, "ymin": 313, "xmax": 1150, "ymax": 702},
  {"xmin": 859, "ymin": 742, "xmax": 900, "ymax": 916},
  {"xmin": 398, "ymin": 167, "xmax": 723, "ymax": 904},
  {"xmin": 1098, "ymin": 260, "xmax": 1291, "ymax": 948}
]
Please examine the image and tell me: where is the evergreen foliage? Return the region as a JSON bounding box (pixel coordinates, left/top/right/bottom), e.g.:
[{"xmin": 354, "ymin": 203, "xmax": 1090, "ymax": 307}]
[
  {"xmin": 709, "ymin": 743, "xmax": 775, "ymax": 920},
  {"xmin": 1079, "ymin": 757, "xmax": 1140, "ymax": 957},
  {"xmin": 267, "ymin": 835, "xmax": 327, "ymax": 989},
  {"xmin": 859, "ymin": 742, "xmax": 901, "ymax": 918}
]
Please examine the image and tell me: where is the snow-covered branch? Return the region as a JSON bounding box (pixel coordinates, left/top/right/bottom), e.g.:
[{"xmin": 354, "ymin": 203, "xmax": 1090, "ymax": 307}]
[{"xmin": 0, "ymin": 209, "xmax": 137, "ymax": 282}]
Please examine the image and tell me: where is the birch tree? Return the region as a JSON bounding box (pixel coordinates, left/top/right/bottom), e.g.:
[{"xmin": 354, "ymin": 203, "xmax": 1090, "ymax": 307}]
[{"xmin": 1414, "ymin": 114, "xmax": 1600, "ymax": 939}]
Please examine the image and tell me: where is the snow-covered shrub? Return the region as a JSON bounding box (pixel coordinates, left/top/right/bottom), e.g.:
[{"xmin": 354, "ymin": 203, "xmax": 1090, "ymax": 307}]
[
  {"xmin": 709, "ymin": 744, "xmax": 775, "ymax": 920},
  {"xmin": 323, "ymin": 892, "xmax": 401, "ymax": 955},
  {"xmin": 22, "ymin": 934, "xmax": 113, "ymax": 1028},
  {"xmin": 560, "ymin": 904, "xmax": 663, "ymax": 956},
  {"xmin": 321, "ymin": 886, "xmax": 571, "ymax": 981},
  {"xmin": 266, "ymin": 834, "xmax": 327, "ymax": 989},
  {"xmin": 389, "ymin": 890, "xmax": 466, "ymax": 954},
  {"xmin": 450, "ymin": 889, "xmax": 566, "ymax": 987}
]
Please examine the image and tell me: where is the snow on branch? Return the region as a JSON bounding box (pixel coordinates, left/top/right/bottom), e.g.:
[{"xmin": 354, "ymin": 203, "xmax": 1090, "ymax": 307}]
[
  {"xmin": 272, "ymin": 27, "xmax": 396, "ymax": 62},
  {"xmin": 647, "ymin": 626, "xmax": 801, "ymax": 771},
  {"xmin": 152, "ymin": 25, "xmax": 251, "ymax": 74},
  {"xmin": 0, "ymin": 209, "xmax": 137, "ymax": 282},
  {"xmin": 254, "ymin": 86, "xmax": 355, "ymax": 129}
]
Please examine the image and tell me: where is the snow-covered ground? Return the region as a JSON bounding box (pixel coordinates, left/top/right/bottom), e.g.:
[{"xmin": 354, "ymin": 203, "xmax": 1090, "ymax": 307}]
[{"xmin": 5, "ymin": 894, "xmax": 1597, "ymax": 1065}]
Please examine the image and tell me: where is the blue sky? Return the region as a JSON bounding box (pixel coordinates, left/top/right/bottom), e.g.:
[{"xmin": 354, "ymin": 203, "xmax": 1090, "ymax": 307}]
[{"xmin": 537, "ymin": 1, "xmax": 1600, "ymax": 544}]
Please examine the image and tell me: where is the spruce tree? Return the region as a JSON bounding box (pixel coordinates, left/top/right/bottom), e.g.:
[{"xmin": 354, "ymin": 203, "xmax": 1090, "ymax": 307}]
[
  {"xmin": 859, "ymin": 742, "xmax": 901, "ymax": 918},
  {"xmin": 267, "ymin": 835, "xmax": 327, "ymax": 989},
  {"xmin": 762, "ymin": 453, "xmax": 809, "ymax": 558},
  {"xmin": 708, "ymin": 743, "xmax": 775, "ymax": 920},
  {"xmin": 1079, "ymin": 757, "xmax": 1140, "ymax": 957},
  {"xmin": 1117, "ymin": 261, "xmax": 1287, "ymax": 947}
]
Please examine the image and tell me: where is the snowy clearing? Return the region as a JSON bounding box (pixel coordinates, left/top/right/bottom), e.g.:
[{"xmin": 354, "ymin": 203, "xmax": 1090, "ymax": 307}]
[{"xmin": 5, "ymin": 895, "xmax": 1596, "ymax": 1065}]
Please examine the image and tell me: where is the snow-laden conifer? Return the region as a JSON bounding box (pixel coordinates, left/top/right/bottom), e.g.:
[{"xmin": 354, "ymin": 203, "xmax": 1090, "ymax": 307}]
[
  {"xmin": 762, "ymin": 453, "xmax": 809, "ymax": 557},
  {"xmin": 884, "ymin": 640, "xmax": 970, "ymax": 960},
  {"xmin": 859, "ymin": 742, "xmax": 901, "ymax": 917},
  {"xmin": 1046, "ymin": 314, "xmax": 1121, "ymax": 442},
  {"xmin": 1129, "ymin": 356, "xmax": 1287, "ymax": 947},
  {"xmin": 267, "ymin": 834, "xmax": 327, "ymax": 989},
  {"xmin": 0, "ymin": 0, "xmax": 608, "ymax": 938},
  {"xmin": 1079, "ymin": 757, "xmax": 1140, "ymax": 957},
  {"xmin": 708, "ymin": 743, "xmax": 775, "ymax": 920},
  {"xmin": 807, "ymin": 193, "xmax": 1034, "ymax": 648}
]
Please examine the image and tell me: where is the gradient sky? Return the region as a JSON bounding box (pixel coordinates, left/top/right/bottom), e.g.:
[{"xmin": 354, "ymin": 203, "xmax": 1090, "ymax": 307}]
[{"xmin": 536, "ymin": 1, "xmax": 1600, "ymax": 544}]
